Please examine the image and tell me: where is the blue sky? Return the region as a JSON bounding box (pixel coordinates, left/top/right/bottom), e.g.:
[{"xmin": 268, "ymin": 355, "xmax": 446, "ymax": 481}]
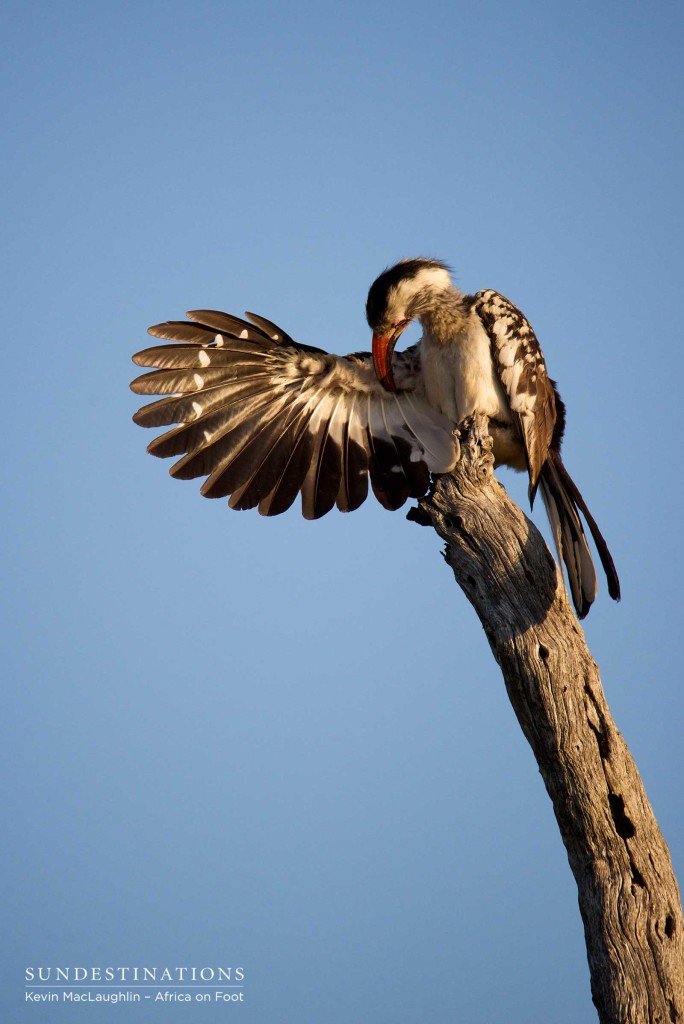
[{"xmin": 2, "ymin": 1, "xmax": 682, "ymax": 1021}]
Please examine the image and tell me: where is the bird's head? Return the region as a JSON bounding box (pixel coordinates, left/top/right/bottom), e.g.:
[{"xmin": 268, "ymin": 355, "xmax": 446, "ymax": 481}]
[{"xmin": 366, "ymin": 258, "xmax": 453, "ymax": 391}]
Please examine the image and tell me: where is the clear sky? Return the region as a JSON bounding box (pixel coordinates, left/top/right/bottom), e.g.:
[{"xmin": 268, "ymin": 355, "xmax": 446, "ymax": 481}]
[{"xmin": 2, "ymin": 1, "xmax": 682, "ymax": 1021}]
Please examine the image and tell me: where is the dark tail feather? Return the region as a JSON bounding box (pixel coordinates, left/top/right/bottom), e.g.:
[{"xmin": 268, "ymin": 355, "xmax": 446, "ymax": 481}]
[
  {"xmin": 548, "ymin": 451, "xmax": 621, "ymax": 603},
  {"xmin": 539, "ymin": 451, "xmax": 620, "ymax": 618}
]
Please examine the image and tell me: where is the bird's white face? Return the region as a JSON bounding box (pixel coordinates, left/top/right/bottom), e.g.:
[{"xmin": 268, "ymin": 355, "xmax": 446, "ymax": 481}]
[
  {"xmin": 371, "ymin": 263, "xmax": 453, "ymax": 391},
  {"xmin": 380, "ymin": 264, "xmax": 453, "ymax": 332}
]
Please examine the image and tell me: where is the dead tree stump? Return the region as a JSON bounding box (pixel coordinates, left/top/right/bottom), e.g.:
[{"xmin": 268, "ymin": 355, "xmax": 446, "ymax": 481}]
[{"xmin": 409, "ymin": 414, "xmax": 683, "ymax": 1024}]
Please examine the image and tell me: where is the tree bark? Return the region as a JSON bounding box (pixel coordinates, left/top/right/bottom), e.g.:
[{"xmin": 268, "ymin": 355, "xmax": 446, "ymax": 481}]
[{"xmin": 408, "ymin": 415, "xmax": 683, "ymax": 1024}]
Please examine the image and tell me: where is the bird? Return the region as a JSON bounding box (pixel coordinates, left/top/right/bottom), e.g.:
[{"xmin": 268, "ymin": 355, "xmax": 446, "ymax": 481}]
[{"xmin": 131, "ymin": 257, "xmax": 620, "ymax": 618}]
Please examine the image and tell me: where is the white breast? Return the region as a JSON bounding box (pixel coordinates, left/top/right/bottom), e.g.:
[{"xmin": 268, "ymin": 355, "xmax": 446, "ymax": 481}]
[{"xmin": 419, "ymin": 313, "xmax": 511, "ymax": 424}]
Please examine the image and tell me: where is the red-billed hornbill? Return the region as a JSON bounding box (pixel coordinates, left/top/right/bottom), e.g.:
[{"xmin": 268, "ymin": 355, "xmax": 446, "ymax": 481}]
[{"xmin": 131, "ymin": 257, "xmax": 620, "ymax": 617}]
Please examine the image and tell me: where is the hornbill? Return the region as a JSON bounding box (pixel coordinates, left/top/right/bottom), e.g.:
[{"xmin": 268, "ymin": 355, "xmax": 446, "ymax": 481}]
[{"xmin": 131, "ymin": 257, "xmax": 620, "ymax": 618}]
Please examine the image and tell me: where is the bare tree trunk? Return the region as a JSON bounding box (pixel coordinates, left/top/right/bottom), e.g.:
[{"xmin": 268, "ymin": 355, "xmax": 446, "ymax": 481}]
[{"xmin": 408, "ymin": 415, "xmax": 683, "ymax": 1024}]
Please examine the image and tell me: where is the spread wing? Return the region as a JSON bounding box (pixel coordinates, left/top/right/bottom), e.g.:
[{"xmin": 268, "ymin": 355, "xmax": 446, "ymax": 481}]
[
  {"xmin": 473, "ymin": 290, "xmax": 557, "ymax": 503},
  {"xmin": 131, "ymin": 310, "xmax": 458, "ymax": 520}
]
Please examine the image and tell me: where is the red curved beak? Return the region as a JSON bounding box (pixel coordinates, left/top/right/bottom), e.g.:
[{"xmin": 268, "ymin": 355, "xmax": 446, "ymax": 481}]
[{"xmin": 372, "ymin": 321, "xmax": 408, "ymax": 393}]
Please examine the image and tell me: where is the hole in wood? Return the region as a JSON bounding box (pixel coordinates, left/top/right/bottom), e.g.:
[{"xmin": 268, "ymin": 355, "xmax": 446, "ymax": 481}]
[{"xmin": 608, "ymin": 793, "xmax": 636, "ymax": 839}]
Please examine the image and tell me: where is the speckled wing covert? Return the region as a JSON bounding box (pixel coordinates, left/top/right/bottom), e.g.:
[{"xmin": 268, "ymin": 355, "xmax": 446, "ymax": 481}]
[
  {"xmin": 473, "ymin": 288, "xmax": 620, "ymax": 617},
  {"xmin": 473, "ymin": 290, "xmax": 557, "ymax": 503},
  {"xmin": 131, "ymin": 310, "xmax": 457, "ymax": 520}
]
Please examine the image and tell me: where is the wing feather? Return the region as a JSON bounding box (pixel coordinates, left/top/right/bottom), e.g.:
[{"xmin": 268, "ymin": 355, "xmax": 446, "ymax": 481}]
[
  {"xmin": 244, "ymin": 311, "xmax": 295, "ymax": 345},
  {"xmin": 300, "ymin": 393, "xmax": 345, "ymax": 519},
  {"xmin": 132, "ymin": 376, "xmax": 275, "ymax": 428},
  {"xmin": 186, "ymin": 310, "xmax": 274, "ymax": 343},
  {"xmin": 474, "ymin": 290, "xmax": 556, "ymax": 502},
  {"xmin": 174, "ymin": 390, "xmax": 295, "ymax": 486},
  {"xmin": 256, "ymin": 401, "xmax": 320, "ymax": 516},
  {"xmin": 365, "ymin": 394, "xmax": 412, "ymax": 511},
  {"xmin": 202, "ymin": 396, "xmax": 307, "ymax": 501},
  {"xmin": 132, "ymin": 342, "xmax": 266, "ymax": 368},
  {"xmin": 395, "ymin": 392, "xmax": 457, "ymax": 472},
  {"xmin": 131, "ymin": 309, "xmax": 458, "ymax": 517},
  {"xmin": 146, "ymin": 385, "xmax": 286, "ymax": 459},
  {"xmin": 147, "ymin": 321, "xmax": 221, "ymax": 345},
  {"xmin": 130, "ymin": 365, "xmax": 268, "ymax": 395},
  {"xmin": 379, "ymin": 398, "xmax": 429, "ymax": 499},
  {"xmin": 335, "ymin": 391, "xmax": 369, "ymax": 513}
]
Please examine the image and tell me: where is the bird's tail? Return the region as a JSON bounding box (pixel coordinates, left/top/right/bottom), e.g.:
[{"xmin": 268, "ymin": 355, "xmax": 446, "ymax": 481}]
[{"xmin": 538, "ymin": 450, "xmax": 621, "ymax": 619}]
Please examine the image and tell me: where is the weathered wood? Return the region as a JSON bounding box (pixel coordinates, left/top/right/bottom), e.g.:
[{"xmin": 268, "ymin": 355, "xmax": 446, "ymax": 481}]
[{"xmin": 409, "ymin": 415, "xmax": 683, "ymax": 1024}]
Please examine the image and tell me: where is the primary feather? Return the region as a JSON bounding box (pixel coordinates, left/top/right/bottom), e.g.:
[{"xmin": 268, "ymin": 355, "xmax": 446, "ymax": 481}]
[{"xmin": 131, "ymin": 311, "xmax": 458, "ymax": 520}]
